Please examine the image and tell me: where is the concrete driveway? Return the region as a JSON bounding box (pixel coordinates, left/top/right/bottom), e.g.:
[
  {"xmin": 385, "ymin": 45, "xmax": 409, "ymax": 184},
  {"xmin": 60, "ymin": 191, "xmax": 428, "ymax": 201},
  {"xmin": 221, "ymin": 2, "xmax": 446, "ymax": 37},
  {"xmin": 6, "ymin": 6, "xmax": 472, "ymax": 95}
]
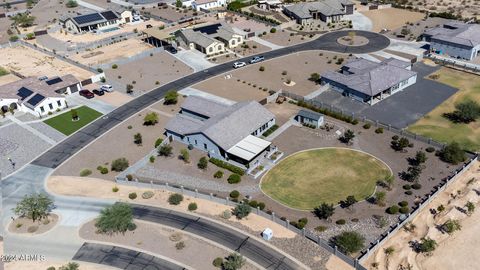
[
  {"xmin": 66, "ymin": 92, "xmax": 116, "ymax": 115},
  {"xmin": 170, "ymin": 49, "xmax": 216, "ymax": 72},
  {"xmin": 345, "ymin": 12, "xmax": 373, "ymax": 31}
]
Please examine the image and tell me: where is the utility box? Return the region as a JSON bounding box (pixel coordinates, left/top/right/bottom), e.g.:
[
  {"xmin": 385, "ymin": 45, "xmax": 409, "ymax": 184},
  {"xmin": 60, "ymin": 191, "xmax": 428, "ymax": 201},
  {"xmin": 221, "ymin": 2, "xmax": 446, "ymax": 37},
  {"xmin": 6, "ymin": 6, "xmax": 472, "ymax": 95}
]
[{"xmin": 262, "ymin": 228, "xmax": 273, "ymax": 241}]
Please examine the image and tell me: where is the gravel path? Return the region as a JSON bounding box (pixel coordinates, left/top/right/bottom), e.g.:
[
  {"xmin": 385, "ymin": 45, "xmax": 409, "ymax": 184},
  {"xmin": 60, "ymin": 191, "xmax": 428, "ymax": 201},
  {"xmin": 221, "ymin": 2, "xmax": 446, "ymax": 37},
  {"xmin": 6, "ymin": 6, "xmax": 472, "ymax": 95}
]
[
  {"xmin": 136, "ymin": 165, "xmax": 260, "ymax": 194},
  {"xmin": 28, "ymin": 122, "xmax": 67, "ymax": 143}
]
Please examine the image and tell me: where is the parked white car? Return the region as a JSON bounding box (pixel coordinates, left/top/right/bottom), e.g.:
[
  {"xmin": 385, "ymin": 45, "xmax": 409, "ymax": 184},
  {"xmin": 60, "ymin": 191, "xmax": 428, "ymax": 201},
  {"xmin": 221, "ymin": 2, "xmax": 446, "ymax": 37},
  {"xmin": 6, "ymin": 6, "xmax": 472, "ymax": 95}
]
[
  {"xmin": 100, "ymin": 85, "xmax": 113, "ymax": 92},
  {"xmin": 233, "ymin": 62, "xmax": 246, "ymax": 69}
]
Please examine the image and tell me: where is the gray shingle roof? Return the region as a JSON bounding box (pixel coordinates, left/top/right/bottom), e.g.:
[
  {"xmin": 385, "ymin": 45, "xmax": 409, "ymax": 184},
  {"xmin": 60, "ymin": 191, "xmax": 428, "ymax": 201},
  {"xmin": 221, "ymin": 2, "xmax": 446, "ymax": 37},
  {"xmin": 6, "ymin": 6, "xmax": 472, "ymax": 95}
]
[
  {"xmin": 165, "ymin": 96, "xmax": 275, "ymax": 150},
  {"xmin": 181, "ymin": 95, "xmax": 229, "ymax": 118},
  {"xmin": 321, "ymin": 58, "xmax": 417, "ymax": 97},
  {"xmin": 284, "ymin": 0, "xmax": 353, "ymax": 19},
  {"xmin": 179, "ymin": 28, "xmax": 218, "ymax": 48},
  {"xmin": 298, "ymin": 109, "xmax": 323, "ymax": 121},
  {"xmin": 424, "ymin": 22, "xmax": 480, "ymax": 48}
]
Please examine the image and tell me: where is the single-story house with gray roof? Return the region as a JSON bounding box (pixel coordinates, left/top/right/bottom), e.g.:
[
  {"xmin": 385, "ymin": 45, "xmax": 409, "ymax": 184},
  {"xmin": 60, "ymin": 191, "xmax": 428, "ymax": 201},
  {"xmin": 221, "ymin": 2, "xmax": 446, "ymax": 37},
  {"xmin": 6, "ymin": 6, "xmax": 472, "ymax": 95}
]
[
  {"xmin": 283, "ymin": 0, "xmax": 354, "ymax": 25},
  {"xmin": 321, "ymin": 58, "xmax": 417, "ymax": 105},
  {"xmin": 63, "ymin": 11, "xmax": 121, "ymax": 34},
  {"xmin": 295, "ymin": 109, "xmax": 324, "ymax": 128},
  {"xmin": 165, "ymin": 96, "xmax": 276, "ymax": 168},
  {"xmin": 422, "ymin": 22, "xmax": 480, "ymax": 60}
]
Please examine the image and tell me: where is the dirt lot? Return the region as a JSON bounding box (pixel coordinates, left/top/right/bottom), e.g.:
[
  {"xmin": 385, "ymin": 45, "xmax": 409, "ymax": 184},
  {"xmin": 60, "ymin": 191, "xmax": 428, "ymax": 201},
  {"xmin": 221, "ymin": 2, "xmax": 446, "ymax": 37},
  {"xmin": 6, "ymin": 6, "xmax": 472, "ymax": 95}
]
[
  {"xmin": 195, "ymin": 50, "xmax": 351, "ymax": 99},
  {"xmin": 0, "ymin": 73, "xmax": 21, "ymax": 86},
  {"xmin": 365, "ymin": 161, "xmax": 480, "ymax": 270},
  {"xmin": 70, "ymin": 38, "xmax": 154, "ymax": 66},
  {"xmin": 231, "ymin": 40, "xmax": 271, "ymax": 57},
  {"xmin": 105, "ymin": 51, "xmax": 193, "ymax": 94},
  {"xmin": 225, "ymin": 14, "xmax": 270, "ymax": 33},
  {"xmin": 0, "ymin": 17, "xmax": 12, "ymax": 44},
  {"xmin": 30, "ymin": 0, "xmax": 92, "ymax": 29},
  {"xmin": 260, "ymin": 29, "xmax": 317, "ymax": 47},
  {"xmin": 0, "ymin": 45, "xmax": 94, "ymax": 80},
  {"xmin": 5, "ymin": 261, "xmax": 117, "ymax": 270},
  {"xmin": 385, "ymin": 17, "xmax": 450, "ymax": 41},
  {"xmin": 143, "ymin": 6, "xmax": 200, "ymax": 22},
  {"xmin": 360, "ymin": 8, "xmax": 425, "ymax": 32},
  {"xmin": 53, "ymin": 104, "xmax": 172, "ymax": 180},
  {"xmin": 408, "ymin": 0, "xmax": 479, "ymax": 19}
]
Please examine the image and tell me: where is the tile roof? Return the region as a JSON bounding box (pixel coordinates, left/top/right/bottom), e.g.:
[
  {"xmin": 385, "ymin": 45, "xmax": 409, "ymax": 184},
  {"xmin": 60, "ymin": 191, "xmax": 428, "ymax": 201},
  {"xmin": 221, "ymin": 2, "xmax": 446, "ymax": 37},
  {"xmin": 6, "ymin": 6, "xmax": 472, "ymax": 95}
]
[
  {"xmin": 321, "ymin": 58, "xmax": 417, "ymax": 97},
  {"xmin": 424, "ymin": 22, "xmax": 480, "ymax": 48}
]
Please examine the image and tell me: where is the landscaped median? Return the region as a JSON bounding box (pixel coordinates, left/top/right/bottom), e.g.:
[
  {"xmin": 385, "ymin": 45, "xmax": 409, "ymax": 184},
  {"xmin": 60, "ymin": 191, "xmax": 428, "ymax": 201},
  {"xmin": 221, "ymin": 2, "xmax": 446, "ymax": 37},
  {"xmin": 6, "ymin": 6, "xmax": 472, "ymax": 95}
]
[{"xmin": 44, "ymin": 106, "xmax": 103, "ymax": 136}]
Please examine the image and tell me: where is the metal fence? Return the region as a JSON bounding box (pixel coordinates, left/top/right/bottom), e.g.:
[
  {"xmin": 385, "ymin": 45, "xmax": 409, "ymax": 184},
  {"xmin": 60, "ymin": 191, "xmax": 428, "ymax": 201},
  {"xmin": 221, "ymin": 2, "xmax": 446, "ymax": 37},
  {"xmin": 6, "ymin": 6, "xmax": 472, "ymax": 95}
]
[
  {"xmin": 281, "ymin": 90, "xmax": 447, "ymax": 149},
  {"xmin": 425, "ymin": 54, "xmax": 480, "ymax": 74}
]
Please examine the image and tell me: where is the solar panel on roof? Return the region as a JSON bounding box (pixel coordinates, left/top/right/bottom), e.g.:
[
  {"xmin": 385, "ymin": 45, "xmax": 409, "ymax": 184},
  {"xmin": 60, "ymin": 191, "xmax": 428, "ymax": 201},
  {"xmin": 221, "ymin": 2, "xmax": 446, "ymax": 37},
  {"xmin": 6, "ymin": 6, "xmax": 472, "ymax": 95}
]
[
  {"xmin": 194, "ymin": 23, "xmax": 221, "ymax": 35},
  {"xmin": 46, "ymin": 77, "xmax": 63, "ymax": 85},
  {"xmin": 27, "ymin": 94, "xmax": 45, "ymax": 107},
  {"xmin": 17, "ymin": 87, "xmax": 33, "ymax": 100},
  {"xmin": 101, "ymin": 11, "xmax": 119, "ymax": 20},
  {"xmin": 73, "ymin": 13, "xmax": 104, "ymax": 25}
]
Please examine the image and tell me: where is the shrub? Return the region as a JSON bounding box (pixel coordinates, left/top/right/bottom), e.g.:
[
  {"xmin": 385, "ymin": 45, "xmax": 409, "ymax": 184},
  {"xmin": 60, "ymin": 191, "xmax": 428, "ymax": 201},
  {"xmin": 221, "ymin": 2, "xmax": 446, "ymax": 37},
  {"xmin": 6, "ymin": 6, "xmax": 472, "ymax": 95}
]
[
  {"xmin": 439, "ymin": 142, "xmax": 466, "ymax": 164},
  {"xmin": 418, "ymin": 237, "xmax": 437, "ymax": 254},
  {"xmin": 97, "ymin": 68, "xmax": 103, "ymax": 73},
  {"xmin": 399, "ymin": 206, "xmax": 409, "ymax": 214},
  {"xmin": 80, "ymin": 169, "xmax": 92, "ymax": 177},
  {"xmin": 164, "ymin": 91, "xmax": 178, "ymax": 105},
  {"xmin": 259, "ymin": 66, "xmax": 265, "ymax": 72},
  {"xmin": 142, "ymin": 191, "xmax": 154, "ymax": 199},
  {"xmin": 133, "ymin": 133, "xmax": 142, "ymax": 145},
  {"xmin": 223, "ymin": 253, "xmax": 246, "ymax": 270},
  {"xmin": 405, "ymin": 190, "xmax": 413, "ymax": 195},
  {"xmin": 257, "ymin": 202, "xmax": 266, "ymax": 210},
  {"xmin": 375, "ymin": 128, "xmax": 384, "ymax": 134},
  {"xmin": 387, "ymin": 205, "xmax": 399, "ymax": 214},
  {"xmin": 333, "ymin": 231, "xmax": 365, "ymax": 255},
  {"xmin": 128, "ymin": 192, "xmax": 137, "ymax": 200},
  {"xmin": 209, "ymin": 158, "xmax": 244, "ymax": 175},
  {"xmin": 403, "ymin": 184, "xmax": 411, "ymax": 190},
  {"xmin": 442, "ymin": 219, "xmax": 461, "ymax": 234},
  {"xmin": 143, "ymin": 112, "xmax": 159, "ymax": 125},
  {"xmin": 213, "ymin": 257, "xmax": 223, "ymax": 268},
  {"xmin": 233, "ymin": 204, "xmax": 251, "ymax": 219},
  {"xmin": 315, "ymin": 225, "xmax": 327, "ymax": 232},
  {"xmin": 398, "ymin": 201, "xmax": 409, "ymax": 207},
  {"xmin": 426, "ymin": 146, "xmax": 435, "ymax": 153},
  {"xmin": 111, "ymin": 158, "xmax": 129, "ymax": 172},
  {"xmin": 126, "ymin": 174, "xmax": 133, "ymax": 181},
  {"xmin": 221, "ymin": 209, "xmax": 232, "ymax": 219},
  {"xmin": 314, "ymin": 202, "xmax": 335, "ymax": 220},
  {"xmin": 188, "ymin": 202, "xmax": 197, "ymax": 211},
  {"xmin": 175, "ymin": 241, "xmax": 185, "ymax": 250},
  {"xmin": 112, "ymin": 186, "xmax": 119, "ymax": 192},
  {"xmin": 154, "ymin": 138, "xmax": 163, "ymax": 148},
  {"xmin": 111, "ymin": 64, "xmax": 118, "ymax": 69},
  {"xmin": 363, "ymin": 123, "xmax": 371, "ymax": 129},
  {"xmin": 168, "ymin": 193, "xmax": 184, "ymax": 205},
  {"xmin": 411, "ymin": 183, "xmax": 422, "ymax": 190},
  {"xmin": 229, "ymin": 190, "xmax": 240, "ymax": 199},
  {"xmin": 336, "ymin": 219, "xmax": 346, "ymax": 225},
  {"xmin": 270, "ymin": 28, "xmax": 276, "ymax": 33},
  {"xmin": 149, "ymin": 156, "xmax": 155, "ymax": 163},
  {"xmin": 180, "ymin": 148, "xmax": 190, "ymax": 163},
  {"xmin": 198, "ymin": 157, "xmax": 208, "ymax": 169},
  {"xmin": 248, "ymin": 200, "xmax": 258, "ymax": 208},
  {"xmin": 100, "ymin": 167, "xmax": 108, "ymax": 174},
  {"xmin": 95, "ymin": 203, "xmax": 135, "ymax": 234},
  {"xmin": 227, "ymin": 174, "xmax": 241, "ymax": 184},
  {"xmin": 158, "ymin": 145, "xmax": 173, "ymax": 157},
  {"xmin": 392, "ymin": 135, "xmax": 399, "ymax": 141},
  {"xmin": 214, "ymin": 170, "xmax": 224, "ymax": 178},
  {"xmin": 262, "ymin": 124, "xmax": 279, "ymax": 137},
  {"xmin": 296, "ymin": 217, "xmax": 308, "ymax": 229}
]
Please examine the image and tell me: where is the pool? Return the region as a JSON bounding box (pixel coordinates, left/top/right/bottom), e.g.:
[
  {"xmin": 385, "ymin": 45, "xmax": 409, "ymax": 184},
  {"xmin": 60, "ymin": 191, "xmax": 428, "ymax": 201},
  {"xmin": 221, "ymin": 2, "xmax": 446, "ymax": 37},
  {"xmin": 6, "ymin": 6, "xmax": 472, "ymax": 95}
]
[{"xmin": 100, "ymin": 27, "xmax": 120, "ymax": 33}]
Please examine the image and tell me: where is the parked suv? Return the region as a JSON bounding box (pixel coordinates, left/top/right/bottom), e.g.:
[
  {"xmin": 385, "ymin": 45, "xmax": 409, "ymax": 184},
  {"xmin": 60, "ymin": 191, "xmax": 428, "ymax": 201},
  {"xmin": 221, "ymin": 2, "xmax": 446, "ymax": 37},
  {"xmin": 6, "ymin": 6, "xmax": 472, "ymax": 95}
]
[
  {"xmin": 233, "ymin": 62, "xmax": 246, "ymax": 68},
  {"xmin": 100, "ymin": 85, "xmax": 113, "ymax": 92},
  {"xmin": 92, "ymin": 89, "xmax": 105, "ymax": 96},
  {"xmin": 249, "ymin": 56, "xmax": 264, "ymax": 64},
  {"xmin": 79, "ymin": 89, "xmax": 94, "ymax": 99}
]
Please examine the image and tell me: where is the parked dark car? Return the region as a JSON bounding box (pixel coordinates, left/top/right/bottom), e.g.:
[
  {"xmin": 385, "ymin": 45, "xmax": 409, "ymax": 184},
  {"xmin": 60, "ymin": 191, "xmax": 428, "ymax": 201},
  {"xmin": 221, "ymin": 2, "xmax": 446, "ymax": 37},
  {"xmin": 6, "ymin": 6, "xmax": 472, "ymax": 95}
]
[
  {"xmin": 92, "ymin": 89, "xmax": 105, "ymax": 96},
  {"xmin": 79, "ymin": 89, "xmax": 94, "ymax": 99},
  {"xmin": 166, "ymin": 46, "xmax": 177, "ymax": 54}
]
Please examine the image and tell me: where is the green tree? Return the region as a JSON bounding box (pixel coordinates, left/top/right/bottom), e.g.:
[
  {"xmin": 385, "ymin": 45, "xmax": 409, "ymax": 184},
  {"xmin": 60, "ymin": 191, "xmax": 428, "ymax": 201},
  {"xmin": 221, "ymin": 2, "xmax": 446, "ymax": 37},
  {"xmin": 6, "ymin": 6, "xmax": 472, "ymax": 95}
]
[
  {"xmin": 447, "ymin": 99, "xmax": 480, "ymax": 123},
  {"xmin": 233, "ymin": 204, "xmax": 251, "ymax": 219},
  {"xmin": 13, "ymin": 193, "xmax": 54, "ymax": 222},
  {"xmin": 66, "ymin": 0, "xmax": 78, "ymax": 7},
  {"xmin": 313, "ymin": 202, "xmax": 335, "ymax": 220},
  {"xmin": 70, "ymin": 108, "xmax": 78, "ymax": 120},
  {"xmin": 158, "ymin": 144, "xmax": 173, "ymax": 157},
  {"xmin": 168, "ymin": 193, "xmax": 184, "ymax": 205},
  {"xmin": 340, "ymin": 129, "xmax": 355, "ymax": 144},
  {"xmin": 176, "ymin": 0, "xmax": 182, "ymax": 7},
  {"xmin": 405, "ymin": 165, "xmax": 422, "ymax": 182},
  {"xmin": 10, "ymin": 13, "xmax": 36, "ymax": 27},
  {"xmin": 180, "ymin": 148, "xmax": 190, "ymax": 163},
  {"xmin": 164, "ymin": 91, "xmax": 178, "ymax": 105},
  {"xmin": 133, "ymin": 133, "xmax": 142, "ymax": 145},
  {"xmin": 143, "ymin": 112, "xmax": 159, "ymax": 125},
  {"xmin": 417, "ymin": 237, "xmax": 437, "ymax": 255},
  {"xmin": 333, "ymin": 231, "xmax": 365, "ymax": 255},
  {"xmin": 465, "ymin": 201, "xmax": 475, "ymax": 215},
  {"xmin": 59, "ymin": 262, "xmax": 79, "ymax": 270},
  {"xmin": 309, "ymin": 73, "xmax": 320, "ymax": 82},
  {"xmin": 111, "ymin": 157, "xmax": 129, "ymax": 171},
  {"xmin": 414, "ymin": 151, "xmax": 427, "ymax": 165},
  {"xmin": 441, "ymin": 219, "xmax": 461, "ymax": 235},
  {"xmin": 223, "ymin": 253, "xmax": 246, "ymax": 270},
  {"xmin": 342, "ymin": 195, "xmax": 357, "ymax": 209},
  {"xmin": 197, "ymin": 157, "xmax": 208, "ymax": 169},
  {"xmin": 375, "ymin": 191, "xmax": 386, "ymax": 206},
  {"xmin": 391, "ymin": 137, "xmax": 410, "ymax": 151},
  {"xmin": 439, "ymin": 142, "xmax": 466, "ymax": 164},
  {"xmin": 95, "ymin": 203, "xmax": 135, "ymax": 235}
]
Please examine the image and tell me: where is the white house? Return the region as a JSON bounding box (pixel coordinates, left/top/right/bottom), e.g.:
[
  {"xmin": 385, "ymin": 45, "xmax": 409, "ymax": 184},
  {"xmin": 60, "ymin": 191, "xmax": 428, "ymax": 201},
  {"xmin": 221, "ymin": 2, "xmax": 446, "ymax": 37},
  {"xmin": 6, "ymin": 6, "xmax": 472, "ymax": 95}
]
[
  {"xmin": 63, "ymin": 11, "xmax": 121, "ymax": 34},
  {"xmin": 165, "ymin": 96, "xmax": 275, "ymax": 168},
  {"xmin": 283, "ymin": 0, "xmax": 354, "ymax": 25},
  {"xmin": 192, "ymin": 0, "xmax": 227, "ymax": 11},
  {"xmin": 0, "ymin": 75, "xmax": 80, "ymax": 117}
]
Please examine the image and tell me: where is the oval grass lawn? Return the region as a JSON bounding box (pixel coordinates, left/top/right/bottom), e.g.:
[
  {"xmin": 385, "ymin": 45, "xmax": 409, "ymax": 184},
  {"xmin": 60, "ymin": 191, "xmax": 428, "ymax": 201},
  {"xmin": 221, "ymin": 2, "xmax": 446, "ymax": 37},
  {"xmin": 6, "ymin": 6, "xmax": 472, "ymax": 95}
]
[{"xmin": 260, "ymin": 148, "xmax": 391, "ymax": 210}]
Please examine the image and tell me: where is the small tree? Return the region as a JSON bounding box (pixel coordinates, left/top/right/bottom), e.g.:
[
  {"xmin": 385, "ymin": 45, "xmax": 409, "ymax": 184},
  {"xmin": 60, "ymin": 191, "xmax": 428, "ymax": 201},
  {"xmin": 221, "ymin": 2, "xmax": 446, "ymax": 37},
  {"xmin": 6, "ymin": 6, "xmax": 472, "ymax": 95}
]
[
  {"xmin": 384, "ymin": 175, "xmax": 395, "ymax": 190},
  {"xmin": 71, "ymin": 109, "xmax": 78, "ymax": 120},
  {"xmin": 340, "ymin": 129, "xmax": 355, "ymax": 144},
  {"xmin": 198, "ymin": 157, "xmax": 208, "ymax": 169},
  {"xmin": 14, "ymin": 193, "xmax": 54, "ymax": 222},
  {"xmin": 176, "ymin": 0, "xmax": 182, "ymax": 7},
  {"xmin": 412, "ymin": 150, "xmax": 427, "ymax": 165},
  {"xmin": 143, "ymin": 112, "xmax": 159, "ymax": 125},
  {"xmin": 95, "ymin": 203, "xmax": 135, "ymax": 234},
  {"xmin": 313, "ymin": 202, "xmax": 335, "ymax": 220},
  {"xmin": 168, "ymin": 193, "xmax": 184, "ymax": 205},
  {"xmin": 375, "ymin": 191, "xmax": 386, "ymax": 206},
  {"xmin": 111, "ymin": 158, "xmax": 129, "ymax": 172},
  {"xmin": 158, "ymin": 144, "xmax": 173, "ymax": 157},
  {"xmin": 439, "ymin": 142, "xmax": 466, "ymax": 164},
  {"xmin": 309, "ymin": 73, "xmax": 320, "ymax": 82},
  {"xmin": 391, "ymin": 137, "xmax": 410, "ymax": 152},
  {"xmin": 465, "ymin": 201, "xmax": 475, "ymax": 215},
  {"xmin": 59, "ymin": 262, "xmax": 79, "ymax": 270},
  {"xmin": 333, "ymin": 231, "xmax": 365, "ymax": 255},
  {"xmin": 164, "ymin": 91, "xmax": 179, "ymax": 105},
  {"xmin": 233, "ymin": 204, "xmax": 251, "ymax": 219},
  {"xmin": 180, "ymin": 148, "xmax": 190, "ymax": 163},
  {"xmin": 446, "ymin": 99, "xmax": 480, "ymax": 123},
  {"xmin": 223, "ymin": 253, "xmax": 246, "ymax": 270},
  {"xmin": 417, "ymin": 237, "xmax": 437, "ymax": 255},
  {"xmin": 10, "ymin": 13, "xmax": 36, "ymax": 27},
  {"xmin": 66, "ymin": 0, "xmax": 78, "ymax": 7},
  {"xmin": 441, "ymin": 219, "xmax": 461, "ymax": 234},
  {"xmin": 405, "ymin": 165, "xmax": 422, "ymax": 182},
  {"xmin": 133, "ymin": 133, "xmax": 142, "ymax": 145},
  {"xmin": 341, "ymin": 195, "xmax": 357, "ymax": 209}
]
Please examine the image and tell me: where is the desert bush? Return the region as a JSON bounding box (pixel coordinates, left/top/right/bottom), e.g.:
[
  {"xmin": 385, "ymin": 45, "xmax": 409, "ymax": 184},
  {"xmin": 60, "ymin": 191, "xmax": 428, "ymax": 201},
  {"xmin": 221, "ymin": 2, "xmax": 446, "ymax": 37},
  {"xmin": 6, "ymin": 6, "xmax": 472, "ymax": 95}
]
[
  {"xmin": 221, "ymin": 209, "xmax": 232, "ymax": 219},
  {"xmin": 387, "ymin": 205, "xmax": 399, "ymax": 214},
  {"xmin": 80, "ymin": 169, "xmax": 92, "ymax": 177},
  {"xmin": 336, "ymin": 219, "xmax": 346, "ymax": 225},
  {"xmin": 214, "ymin": 170, "xmax": 224, "ymax": 178},
  {"xmin": 188, "ymin": 202, "xmax": 197, "ymax": 211},
  {"xmin": 168, "ymin": 193, "xmax": 184, "ymax": 205},
  {"xmin": 142, "ymin": 191, "xmax": 154, "ymax": 199},
  {"xmin": 229, "ymin": 190, "xmax": 240, "ymax": 199},
  {"xmin": 227, "ymin": 174, "xmax": 241, "ymax": 184},
  {"xmin": 111, "ymin": 158, "xmax": 129, "ymax": 172},
  {"xmin": 128, "ymin": 192, "xmax": 137, "ymax": 200}
]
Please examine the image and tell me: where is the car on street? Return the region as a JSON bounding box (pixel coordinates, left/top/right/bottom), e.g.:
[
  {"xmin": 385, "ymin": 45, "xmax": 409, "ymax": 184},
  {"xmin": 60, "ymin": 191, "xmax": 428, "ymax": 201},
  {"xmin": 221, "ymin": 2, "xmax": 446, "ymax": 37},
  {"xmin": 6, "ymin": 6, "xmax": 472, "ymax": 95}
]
[
  {"xmin": 100, "ymin": 85, "xmax": 113, "ymax": 92},
  {"xmin": 92, "ymin": 89, "xmax": 105, "ymax": 96},
  {"xmin": 233, "ymin": 62, "xmax": 246, "ymax": 68},
  {"xmin": 249, "ymin": 56, "xmax": 264, "ymax": 64},
  {"xmin": 79, "ymin": 90, "xmax": 94, "ymax": 99},
  {"xmin": 166, "ymin": 46, "xmax": 178, "ymax": 54}
]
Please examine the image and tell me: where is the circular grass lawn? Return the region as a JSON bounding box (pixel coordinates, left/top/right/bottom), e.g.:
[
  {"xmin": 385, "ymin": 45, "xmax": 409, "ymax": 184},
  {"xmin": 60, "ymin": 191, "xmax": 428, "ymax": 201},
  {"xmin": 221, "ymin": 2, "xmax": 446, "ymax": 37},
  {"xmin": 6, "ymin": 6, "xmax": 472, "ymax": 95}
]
[{"xmin": 260, "ymin": 148, "xmax": 392, "ymax": 210}]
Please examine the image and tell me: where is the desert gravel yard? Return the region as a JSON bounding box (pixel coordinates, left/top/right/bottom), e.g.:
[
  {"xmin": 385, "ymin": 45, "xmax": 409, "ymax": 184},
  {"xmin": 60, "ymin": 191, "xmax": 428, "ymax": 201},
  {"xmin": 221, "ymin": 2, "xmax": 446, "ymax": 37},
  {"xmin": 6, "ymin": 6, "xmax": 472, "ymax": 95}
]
[
  {"xmin": 142, "ymin": 6, "xmax": 200, "ymax": 22},
  {"xmin": 260, "ymin": 30, "xmax": 316, "ymax": 47},
  {"xmin": 360, "ymin": 8, "xmax": 425, "ymax": 32}
]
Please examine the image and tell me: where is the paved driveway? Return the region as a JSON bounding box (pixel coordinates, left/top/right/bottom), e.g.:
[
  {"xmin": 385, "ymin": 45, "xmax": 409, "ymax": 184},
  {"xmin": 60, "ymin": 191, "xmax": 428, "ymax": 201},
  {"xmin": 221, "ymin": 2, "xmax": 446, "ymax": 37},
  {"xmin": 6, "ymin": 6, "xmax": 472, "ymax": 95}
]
[{"xmin": 313, "ymin": 63, "xmax": 458, "ymax": 128}]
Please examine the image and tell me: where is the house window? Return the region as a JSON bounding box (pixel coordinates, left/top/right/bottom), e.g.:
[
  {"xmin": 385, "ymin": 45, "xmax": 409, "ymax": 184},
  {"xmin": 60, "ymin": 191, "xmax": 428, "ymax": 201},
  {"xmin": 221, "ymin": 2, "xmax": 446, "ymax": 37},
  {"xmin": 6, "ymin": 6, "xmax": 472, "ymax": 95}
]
[
  {"xmin": 218, "ymin": 45, "xmax": 222, "ymax": 50},
  {"xmin": 40, "ymin": 106, "xmax": 45, "ymax": 113},
  {"xmin": 209, "ymin": 47, "xmax": 213, "ymax": 53},
  {"xmin": 57, "ymin": 100, "xmax": 62, "ymax": 107},
  {"xmin": 195, "ymin": 140, "xmax": 198, "ymax": 145},
  {"xmin": 204, "ymin": 143, "xmax": 207, "ymax": 150},
  {"xmin": 48, "ymin": 103, "xmax": 53, "ymax": 110}
]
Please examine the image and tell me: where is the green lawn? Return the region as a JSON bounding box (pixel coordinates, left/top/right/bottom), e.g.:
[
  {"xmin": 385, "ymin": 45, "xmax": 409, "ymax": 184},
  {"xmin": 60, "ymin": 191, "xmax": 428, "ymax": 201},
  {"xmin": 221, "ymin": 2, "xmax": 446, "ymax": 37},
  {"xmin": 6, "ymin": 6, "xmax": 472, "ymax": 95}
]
[
  {"xmin": 260, "ymin": 148, "xmax": 391, "ymax": 210},
  {"xmin": 44, "ymin": 106, "xmax": 102, "ymax": 136},
  {"xmin": 407, "ymin": 68, "xmax": 480, "ymax": 151}
]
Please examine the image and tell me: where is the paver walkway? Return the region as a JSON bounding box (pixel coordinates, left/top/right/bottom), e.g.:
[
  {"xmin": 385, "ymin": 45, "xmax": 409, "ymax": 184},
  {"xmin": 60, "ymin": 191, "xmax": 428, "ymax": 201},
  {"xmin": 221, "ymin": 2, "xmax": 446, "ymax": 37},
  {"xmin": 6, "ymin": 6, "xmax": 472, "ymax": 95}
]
[{"xmin": 7, "ymin": 116, "xmax": 56, "ymax": 145}]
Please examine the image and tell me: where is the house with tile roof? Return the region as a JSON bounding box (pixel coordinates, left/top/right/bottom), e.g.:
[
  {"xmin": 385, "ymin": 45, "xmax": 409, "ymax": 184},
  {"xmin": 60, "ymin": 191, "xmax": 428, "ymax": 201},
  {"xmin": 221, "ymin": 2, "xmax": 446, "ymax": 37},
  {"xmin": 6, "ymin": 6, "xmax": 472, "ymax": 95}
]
[
  {"xmin": 283, "ymin": 0, "xmax": 354, "ymax": 25},
  {"xmin": 320, "ymin": 58, "xmax": 417, "ymax": 105},
  {"xmin": 422, "ymin": 22, "xmax": 480, "ymax": 60},
  {"xmin": 164, "ymin": 96, "xmax": 276, "ymax": 168},
  {"xmin": 0, "ymin": 75, "xmax": 80, "ymax": 117}
]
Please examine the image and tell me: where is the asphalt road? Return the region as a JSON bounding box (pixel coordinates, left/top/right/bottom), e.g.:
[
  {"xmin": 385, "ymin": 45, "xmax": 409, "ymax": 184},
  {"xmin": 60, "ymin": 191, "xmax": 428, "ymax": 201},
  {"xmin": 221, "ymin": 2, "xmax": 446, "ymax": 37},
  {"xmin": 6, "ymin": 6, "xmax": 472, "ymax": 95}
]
[
  {"xmin": 31, "ymin": 30, "xmax": 390, "ymax": 168},
  {"xmin": 73, "ymin": 242, "xmax": 186, "ymax": 270},
  {"xmin": 131, "ymin": 204, "xmax": 302, "ymax": 270}
]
